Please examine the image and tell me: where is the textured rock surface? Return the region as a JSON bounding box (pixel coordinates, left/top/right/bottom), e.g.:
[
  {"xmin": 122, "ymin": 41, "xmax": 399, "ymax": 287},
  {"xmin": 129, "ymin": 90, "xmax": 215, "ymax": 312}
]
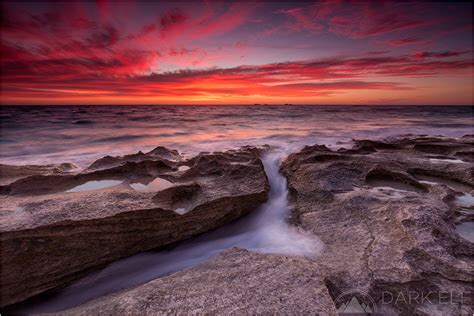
[
  {"xmin": 0, "ymin": 163, "xmax": 78, "ymax": 186},
  {"xmin": 86, "ymin": 146, "xmax": 181, "ymax": 171},
  {"xmin": 59, "ymin": 248, "xmax": 337, "ymax": 315},
  {"xmin": 281, "ymin": 136, "xmax": 474, "ymax": 314},
  {"xmin": 3, "ymin": 137, "xmax": 473, "ymax": 314},
  {"xmin": 57, "ymin": 136, "xmax": 473, "ymax": 315},
  {"xmin": 0, "ymin": 147, "xmax": 269, "ymax": 306}
]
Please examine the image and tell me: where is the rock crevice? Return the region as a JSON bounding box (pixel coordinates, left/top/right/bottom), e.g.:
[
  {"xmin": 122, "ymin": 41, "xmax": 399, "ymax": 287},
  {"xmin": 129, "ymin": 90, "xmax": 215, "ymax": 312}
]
[{"xmin": 0, "ymin": 146, "xmax": 269, "ymax": 307}]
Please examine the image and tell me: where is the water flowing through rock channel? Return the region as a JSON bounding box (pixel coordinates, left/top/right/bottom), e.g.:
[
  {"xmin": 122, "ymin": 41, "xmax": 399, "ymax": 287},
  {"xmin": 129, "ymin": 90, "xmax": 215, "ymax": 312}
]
[{"xmin": 13, "ymin": 149, "xmax": 322, "ymax": 313}]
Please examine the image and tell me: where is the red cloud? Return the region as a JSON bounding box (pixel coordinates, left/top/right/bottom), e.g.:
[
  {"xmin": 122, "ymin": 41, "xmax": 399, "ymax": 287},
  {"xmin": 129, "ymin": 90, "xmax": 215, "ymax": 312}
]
[
  {"xmin": 154, "ymin": 3, "xmax": 255, "ymax": 42},
  {"xmin": 280, "ymin": 7, "xmax": 324, "ymax": 34},
  {"xmin": 189, "ymin": 3, "xmax": 254, "ymax": 39},
  {"xmin": 366, "ymin": 51, "xmax": 390, "ymax": 55},
  {"xmin": 330, "ymin": 13, "xmax": 426, "ymax": 38},
  {"xmin": 280, "ymin": 1, "xmax": 431, "ymax": 38},
  {"xmin": 382, "ymin": 38, "xmax": 422, "ymax": 47},
  {"xmin": 2, "ymin": 43, "xmax": 472, "ymax": 104},
  {"xmin": 86, "ymin": 25, "xmax": 120, "ymax": 48},
  {"xmin": 1, "ymin": 1, "xmax": 472, "ymax": 104},
  {"xmin": 413, "ymin": 50, "xmax": 470, "ymax": 59},
  {"xmin": 159, "ymin": 8, "xmax": 187, "ymax": 32}
]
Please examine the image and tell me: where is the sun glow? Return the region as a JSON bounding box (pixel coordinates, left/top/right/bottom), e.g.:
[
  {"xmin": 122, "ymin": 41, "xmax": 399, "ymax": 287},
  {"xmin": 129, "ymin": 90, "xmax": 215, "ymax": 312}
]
[{"xmin": 1, "ymin": 1, "xmax": 473, "ymax": 105}]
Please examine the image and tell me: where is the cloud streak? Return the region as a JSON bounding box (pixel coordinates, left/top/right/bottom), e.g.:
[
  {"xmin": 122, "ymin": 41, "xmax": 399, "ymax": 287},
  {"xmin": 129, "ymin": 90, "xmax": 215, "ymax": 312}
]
[
  {"xmin": 279, "ymin": 1, "xmax": 431, "ymax": 38},
  {"xmin": 2, "ymin": 49, "xmax": 472, "ymax": 103},
  {"xmin": 382, "ymin": 38, "xmax": 422, "ymax": 47},
  {"xmin": 0, "ymin": 1, "xmax": 472, "ymax": 104}
]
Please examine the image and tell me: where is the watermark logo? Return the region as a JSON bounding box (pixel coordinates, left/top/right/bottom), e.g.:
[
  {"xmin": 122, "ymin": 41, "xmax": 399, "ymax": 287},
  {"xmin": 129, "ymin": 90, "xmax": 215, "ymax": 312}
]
[
  {"xmin": 334, "ymin": 290, "xmax": 377, "ymax": 314},
  {"xmin": 332, "ymin": 290, "xmax": 470, "ymax": 314}
]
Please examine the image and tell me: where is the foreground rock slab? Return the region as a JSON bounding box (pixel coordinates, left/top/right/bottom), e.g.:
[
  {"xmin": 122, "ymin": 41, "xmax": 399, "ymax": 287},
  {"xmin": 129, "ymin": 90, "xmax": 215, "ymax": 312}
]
[
  {"xmin": 59, "ymin": 248, "xmax": 337, "ymax": 315},
  {"xmin": 54, "ymin": 136, "xmax": 473, "ymax": 315},
  {"xmin": 282, "ymin": 136, "xmax": 474, "ymax": 314},
  {"xmin": 0, "ymin": 146, "xmax": 269, "ymax": 307}
]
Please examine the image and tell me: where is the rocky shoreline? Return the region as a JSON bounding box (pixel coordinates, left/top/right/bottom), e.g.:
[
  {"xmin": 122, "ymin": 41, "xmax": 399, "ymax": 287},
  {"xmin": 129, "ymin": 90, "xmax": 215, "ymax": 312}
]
[
  {"xmin": 1, "ymin": 136, "xmax": 473, "ymax": 314},
  {"xmin": 1, "ymin": 146, "xmax": 269, "ymax": 306},
  {"xmin": 281, "ymin": 135, "xmax": 473, "ymax": 314}
]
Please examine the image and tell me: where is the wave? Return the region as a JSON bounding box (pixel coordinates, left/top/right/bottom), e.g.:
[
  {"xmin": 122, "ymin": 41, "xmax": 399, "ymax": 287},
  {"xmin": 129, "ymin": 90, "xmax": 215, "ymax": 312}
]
[{"xmin": 1, "ymin": 105, "xmax": 472, "ymax": 166}]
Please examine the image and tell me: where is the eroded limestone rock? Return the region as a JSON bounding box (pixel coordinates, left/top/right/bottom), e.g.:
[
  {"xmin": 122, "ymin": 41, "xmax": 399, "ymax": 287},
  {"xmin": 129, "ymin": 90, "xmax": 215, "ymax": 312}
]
[
  {"xmin": 0, "ymin": 163, "xmax": 78, "ymax": 186},
  {"xmin": 58, "ymin": 248, "xmax": 337, "ymax": 315},
  {"xmin": 281, "ymin": 135, "xmax": 474, "ymax": 314},
  {"xmin": 0, "ymin": 147, "xmax": 269, "ymax": 306}
]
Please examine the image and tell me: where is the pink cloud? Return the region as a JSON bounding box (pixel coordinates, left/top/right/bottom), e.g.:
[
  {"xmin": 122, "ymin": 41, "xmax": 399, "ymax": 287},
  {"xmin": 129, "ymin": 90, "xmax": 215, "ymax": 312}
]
[
  {"xmin": 380, "ymin": 37, "xmax": 422, "ymax": 47},
  {"xmin": 189, "ymin": 3, "xmax": 255, "ymax": 39},
  {"xmin": 280, "ymin": 8, "xmax": 324, "ymax": 34},
  {"xmin": 279, "ymin": 1, "xmax": 432, "ymax": 39},
  {"xmin": 1, "ymin": 1, "xmax": 472, "ymax": 104},
  {"xmin": 159, "ymin": 8, "xmax": 187, "ymax": 32},
  {"xmin": 413, "ymin": 50, "xmax": 470, "ymax": 60}
]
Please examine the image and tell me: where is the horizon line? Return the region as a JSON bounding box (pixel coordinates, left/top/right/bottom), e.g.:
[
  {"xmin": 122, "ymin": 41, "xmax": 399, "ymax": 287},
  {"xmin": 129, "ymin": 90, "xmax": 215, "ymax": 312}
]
[{"xmin": 1, "ymin": 104, "xmax": 473, "ymax": 107}]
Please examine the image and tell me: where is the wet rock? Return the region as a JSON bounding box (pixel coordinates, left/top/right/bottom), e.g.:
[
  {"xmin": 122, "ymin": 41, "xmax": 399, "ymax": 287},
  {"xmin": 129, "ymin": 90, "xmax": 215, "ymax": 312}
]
[
  {"xmin": 353, "ymin": 139, "xmax": 402, "ymax": 150},
  {"xmin": 365, "ymin": 168, "xmax": 428, "ymax": 193},
  {"xmin": 0, "ymin": 163, "xmax": 78, "ymax": 186},
  {"xmin": 147, "ymin": 146, "xmax": 181, "ymax": 160},
  {"xmin": 281, "ymin": 136, "xmax": 474, "ymax": 314},
  {"xmin": 0, "ymin": 147, "xmax": 269, "ymax": 307},
  {"xmin": 58, "ymin": 248, "xmax": 337, "ymax": 315},
  {"xmin": 413, "ymin": 143, "xmax": 465, "ymax": 155},
  {"xmin": 87, "ymin": 146, "xmax": 181, "ymax": 170},
  {"xmin": 454, "ymin": 149, "xmax": 474, "ymax": 162},
  {"xmin": 1, "ymin": 160, "xmax": 176, "ymax": 196}
]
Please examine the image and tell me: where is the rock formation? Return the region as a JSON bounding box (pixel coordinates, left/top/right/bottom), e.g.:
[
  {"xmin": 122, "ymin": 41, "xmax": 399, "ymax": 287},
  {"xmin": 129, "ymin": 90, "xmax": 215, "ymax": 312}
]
[
  {"xmin": 0, "ymin": 146, "xmax": 269, "ymax": 306},
  {"xmin": 59, "ymin": 248, "xmax": 337, "ymax": 315},
  {"xmin": 86, "ymin": 146, "xmax": 181, "ymax": 171},
  {"xmin": 2, "ymin": 136, "xmax": 473, "ymax": 314},
  {"xmin": 281, "ymin": 135, "xmax": 473, "ymax": 314},
  {"xmin": 0, "ymin": 163, "xmax": 78, "ymax": 186},
  {"xmin": 54, "ymin": 136, "xmax": 473, "ymax": 315}
]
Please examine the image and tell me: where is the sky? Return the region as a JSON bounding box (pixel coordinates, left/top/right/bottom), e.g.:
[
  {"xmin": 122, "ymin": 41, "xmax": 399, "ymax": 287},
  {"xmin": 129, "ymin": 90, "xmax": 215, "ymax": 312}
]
[{"xmin": 1, "ymin": 1, "xmax": 473, "ymax": 105}]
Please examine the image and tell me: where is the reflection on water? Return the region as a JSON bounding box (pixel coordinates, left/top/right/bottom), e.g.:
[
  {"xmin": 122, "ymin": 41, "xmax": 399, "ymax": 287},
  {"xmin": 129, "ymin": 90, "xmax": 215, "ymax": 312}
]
[
  {"xmin": 130, "ymin": 178, "xmax": 174, "ymax": 192},
  {"xmin": 414, "ymin": 175, "xmax": 472, "ymax": 192},
  {"xmin": 455, "ymin": 193, "xmax": 474, "ymax": 209},
  {"xmin": 456, "ymin": 222, "xmax": 474, "ymax": 242},
  {"xmin": 429, "ymin": 158, "xmax": 467, "ymax": 164},
  {"xmin": 1, "ymin": 105, "xmax": 472, "ymax": 167},
  {"xmin": 366, "ymin": 178, "xmax": 425, "ymax": 193},
  {"xmin": 66, "ymin": 180, "xmax": 122, "ymax": 192}
]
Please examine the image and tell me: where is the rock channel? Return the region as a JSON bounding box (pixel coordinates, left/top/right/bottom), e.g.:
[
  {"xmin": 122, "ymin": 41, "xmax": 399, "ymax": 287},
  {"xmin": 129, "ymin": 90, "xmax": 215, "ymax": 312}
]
[
  {"xmin": 2, "ymin": 136, "xmax": 473, "ymax": 314},
  {"xmin": 0, "ymin": 146, "xmax": 269, "ymax": 306},
  {"xmin": 60, "ymin": 136, "xmax": 473, "ymax": 315}
]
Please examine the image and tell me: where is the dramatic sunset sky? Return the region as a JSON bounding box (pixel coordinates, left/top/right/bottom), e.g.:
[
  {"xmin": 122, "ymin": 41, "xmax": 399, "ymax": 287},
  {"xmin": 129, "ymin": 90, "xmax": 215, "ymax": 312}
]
[{"xmin": 1, "ymin": 1, "xmax": 473, "ymax": 105}]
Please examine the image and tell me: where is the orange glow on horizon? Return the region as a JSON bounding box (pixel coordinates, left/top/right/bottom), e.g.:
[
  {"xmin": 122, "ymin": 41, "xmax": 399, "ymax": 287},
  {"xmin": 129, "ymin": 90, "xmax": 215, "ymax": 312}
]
[{"xmin": 1, "ymin": 1, "xmax": 473, "ymax": 105}]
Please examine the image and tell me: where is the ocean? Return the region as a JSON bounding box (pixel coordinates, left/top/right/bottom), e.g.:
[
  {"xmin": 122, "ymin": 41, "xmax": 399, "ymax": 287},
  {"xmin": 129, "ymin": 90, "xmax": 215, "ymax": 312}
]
[{"xmin": 1, "ymin": 105, "xmax": 472, "ymax": 167}]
